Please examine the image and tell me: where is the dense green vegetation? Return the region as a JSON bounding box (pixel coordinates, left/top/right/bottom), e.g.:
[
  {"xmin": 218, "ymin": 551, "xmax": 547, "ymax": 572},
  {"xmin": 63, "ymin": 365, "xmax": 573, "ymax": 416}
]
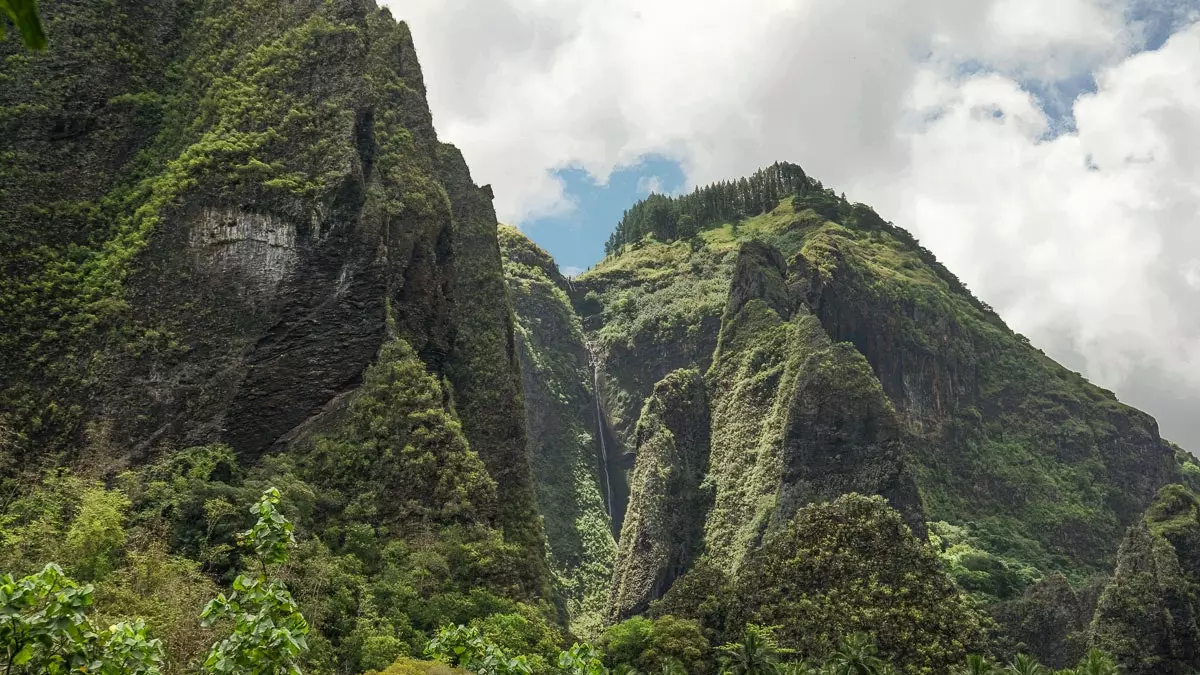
[
  {"xmin": 499, "ymin": 225, "xmax": 617, "ymax": 637},
  {"xmin": 0, "ymin": 482, "xmax": 1083, "ymax": 675},
  {"xmin": 5, "ymin": 0, "xmax": 1199, "ymax": 672},
  {"xmin": 584, "ymin": 175, "xmax": 1179, "ymax": 582},
  {"xmin": 0, "ymin": 336, "xmax": 558, "ymax": 673}
]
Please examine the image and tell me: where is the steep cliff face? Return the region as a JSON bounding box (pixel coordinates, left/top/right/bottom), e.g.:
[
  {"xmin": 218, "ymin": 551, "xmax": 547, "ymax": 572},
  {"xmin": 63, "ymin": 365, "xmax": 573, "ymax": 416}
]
[
  {"xmin": 499, "ymin": 226, "xmax": 616, "ymax": 637},
  {"xmin": 1, "ymin": 0, "xmax": 544, "ymax": 590},
  {"xmin": 1090, "ymin": 484, "xmax": 1200, "ymax": 674},
  {"xmin": 702, "ymin": 240, "xmax": 921, "ymax": 572},
  {"xmin": 6, "ymin": 4, "xmax": 1193, "ymax": 666},
  {"xmin": 797, "ymin": 207, "xmax": 1179, "ymax": 574},
  {"xmin": 560, "ymin": 171, "xmax": 1182, "ymax": 625},
  {"xmin": 608, "ymin": 368, "xmax": 710, "ymax": 622}
]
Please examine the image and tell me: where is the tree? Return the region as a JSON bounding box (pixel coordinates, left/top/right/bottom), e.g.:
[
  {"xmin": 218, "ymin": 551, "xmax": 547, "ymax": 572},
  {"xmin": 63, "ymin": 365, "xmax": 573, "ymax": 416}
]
[
  {"xmin": 717, "ymin": 624, "xmax": 792, "ymax": 675},
  {"xmin": 822, "ymin": 634, "xmax": 894, "ymax": 675},
  {"xmin": 557, "ymin": 643, "xmax": 608, "ymax": 675},
  {"xmin": 198, "ymin": 487, "xmax": 309, "ymax": 675},
  {"xmin": 1072, "ymin": 649, "xmax": 1117, "ymax": 675},
  {"xmin": 1004, "ymin": 654, "xmax": 1046, "ymax": 675},
  {"xmin": 425, "ymin": 625, "xmax": 532, "ymax": 675},
  {"xmin": 954, "ymin": 654, "xmax": 999, "ymax": 675},
  {"xmin": 733, "ymin": 495, "xmax": 989, "ymax": 671},
  {"xmin": 0, "ymin": 0, "xmax": 45, "ymax": 50},
  {"xmin": 1090, "ymin": 517, "xmax": 1200, "ymax": 673},
  {"xmin": 598, "ymin": 615, "xmax": 711, "ymax": 675},
  {"xmin": 0, "ymin": 563, "xmax": 164, "ymax": 674}
]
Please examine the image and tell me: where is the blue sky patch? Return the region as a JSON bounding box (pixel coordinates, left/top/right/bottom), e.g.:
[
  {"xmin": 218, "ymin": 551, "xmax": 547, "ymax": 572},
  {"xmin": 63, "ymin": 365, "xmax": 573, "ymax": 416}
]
[{"xmin": 519, "ymin": 155, "xmax": 686, "ymax": 274}]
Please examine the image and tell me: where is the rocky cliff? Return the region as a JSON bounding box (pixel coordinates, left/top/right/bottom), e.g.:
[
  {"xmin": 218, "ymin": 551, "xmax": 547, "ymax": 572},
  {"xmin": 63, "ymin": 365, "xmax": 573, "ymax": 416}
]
[
  {"xmin": 557, "ymin": 169, "xmax": 1182, "ymax": 628},
  {"xmin": 1, "ymin": 0, "xmax": 550, "ymax": 669}
]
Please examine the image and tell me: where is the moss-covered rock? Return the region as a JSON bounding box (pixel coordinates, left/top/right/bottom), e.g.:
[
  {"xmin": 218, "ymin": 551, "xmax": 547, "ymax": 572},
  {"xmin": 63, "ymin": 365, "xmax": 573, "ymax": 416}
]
[
  {"xmin": 1090, "ymin": 485, "xmax": 1200, "ymax": 674},
  {"xmin": 733, "ymin": 494, "xmax": 990, "ymax": 673},
  {"xmin": 798, "ymin": 216, "xmax": 1179, "ymax": 575},
  {"xmin": 990, "ymin": 573, "xmax": 1093, "ymax": 668},
  {"xmin": 574, "ymin": 182, "xmax": 1180, "ymax": 594},
  {"xmin": 439, "ymin": 152, "xmax": 546, "ymax": 599},
  {"xmin": 702, "ymin": 241, "xmax": 922, "ymax": 571},
  {"xmin": 0, "ymin": 0, "xmax": 548, "ymax": 611},
  {"xmin": 608, "ymin": 369, "xmax": 710, "ymax": 621},
  {"xmin": 573, "ymin": 240, "xmax": 731, "ymax": 462}
]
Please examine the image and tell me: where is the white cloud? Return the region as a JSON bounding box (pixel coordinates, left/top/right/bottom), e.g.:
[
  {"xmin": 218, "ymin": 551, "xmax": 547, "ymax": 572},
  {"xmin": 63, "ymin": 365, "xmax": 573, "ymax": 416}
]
[
  {"xmin": 862, "ymin": 23, "xmax": 1200, "ymax": 396},
  {"xmin": 636, "ymin": 175, "xmax": 663, "ymax": 195},
  {"xmin": 561, "ymin": 265, "xmax": 584, "ymax": 278},
  {"xmin": 389, "ymin": 0, "xmax": 1200, "ymax": 446}
]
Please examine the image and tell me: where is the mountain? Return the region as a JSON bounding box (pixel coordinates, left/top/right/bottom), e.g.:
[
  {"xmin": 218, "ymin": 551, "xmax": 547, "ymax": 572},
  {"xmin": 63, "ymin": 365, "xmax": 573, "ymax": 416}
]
[
  {"xmin": 1, "ymin": 0, "xmax": 552, "ymax": 671},
  {"xmin": 3, "ymin": 1, "xmax": 1200, "ymax": 673},
  {"xmin": 575, "ymin": 170, "xmax": 1179, "ymax": 593}
]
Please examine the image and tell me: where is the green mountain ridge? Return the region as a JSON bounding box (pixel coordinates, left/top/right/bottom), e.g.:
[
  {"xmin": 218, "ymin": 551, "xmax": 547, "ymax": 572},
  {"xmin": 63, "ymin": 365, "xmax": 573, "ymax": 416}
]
[
  {"xmin": 4, "ymin": 2, "xmax": 1200, "ymax": 673},
  {"xmin": 568, "ymin": 178, "xmax": 1180, "ymax": 581}
]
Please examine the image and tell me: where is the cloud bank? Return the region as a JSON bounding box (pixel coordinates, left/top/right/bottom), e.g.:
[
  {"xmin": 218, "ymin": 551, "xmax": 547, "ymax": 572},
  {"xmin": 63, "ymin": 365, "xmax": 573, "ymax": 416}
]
[{"xmin": 390, "ymin": 0, "xmax": 1200, "ymax": 448}]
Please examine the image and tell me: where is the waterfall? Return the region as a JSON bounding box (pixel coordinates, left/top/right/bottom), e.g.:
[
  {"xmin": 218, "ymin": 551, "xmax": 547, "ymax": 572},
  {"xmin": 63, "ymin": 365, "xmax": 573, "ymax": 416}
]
[{"xmin": 593, "ymin": 361, "xmax": 614, "ymax": 518}]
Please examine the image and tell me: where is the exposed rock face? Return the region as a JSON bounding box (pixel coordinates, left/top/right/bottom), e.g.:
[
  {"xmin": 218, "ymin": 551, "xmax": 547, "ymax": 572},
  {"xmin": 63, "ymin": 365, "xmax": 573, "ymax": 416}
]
[
  {"xmin": 1, "ymin": 0, "xmax": 545, "ymax": 593},
  {"xmin": 187, "ymin": 207, "xmax": 299, "ymax": 296},
  {"xmin": 608, "ymin": 369, "xmax": 710, "ymax": 621}
]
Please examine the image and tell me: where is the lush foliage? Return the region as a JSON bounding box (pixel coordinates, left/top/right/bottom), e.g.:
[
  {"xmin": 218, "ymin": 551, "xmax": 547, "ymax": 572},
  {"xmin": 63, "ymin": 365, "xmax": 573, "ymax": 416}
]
[
  {"xmin": 499, "ymin": 225, "xmax": 617, "ymax": 637},
  {"xmin": 425, "ymin": 625, "xmax": 532, "ymax": 675},
  {"xmin": 4, "ymin": 1, "xmax": 1194, "ymax": 668},
  {"xmin": 0, "ymin": 336, "xmax": 558, "ymax": 673},
  {"xmin": 198, "ymin": 488, "xmax": 309, "ymax": 674},
  {"xmin": 0, "ymin": 487, "xmax": 306, "ymax": 675},
  {"xmin": 597, "ymin": 615, "xmax": 711, "ymax": 674},
  {"xmin": 1090, "ymin": 484, "xmax": 1200, "ymax": 674},
  {"xmin": 732, "ymin": 495, "xmax": 990, "ymax": 673},
  {"xmin": 0, "ymin": 564, "xmax": 164, "ymax": 674}
]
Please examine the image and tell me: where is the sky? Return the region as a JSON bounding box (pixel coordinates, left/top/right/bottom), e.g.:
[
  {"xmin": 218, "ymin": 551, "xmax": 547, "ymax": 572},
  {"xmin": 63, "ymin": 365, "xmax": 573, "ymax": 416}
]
[{"xmin": 388, "ymin": 0, "xmax": 1200, "ymax": 451}]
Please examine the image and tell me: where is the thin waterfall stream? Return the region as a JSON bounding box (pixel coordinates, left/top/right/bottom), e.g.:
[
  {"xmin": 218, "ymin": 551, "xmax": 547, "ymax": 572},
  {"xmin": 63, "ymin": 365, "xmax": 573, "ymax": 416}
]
[{"xmin": 593, "ymin": 361, "xmax": 614, "ymax": 518}]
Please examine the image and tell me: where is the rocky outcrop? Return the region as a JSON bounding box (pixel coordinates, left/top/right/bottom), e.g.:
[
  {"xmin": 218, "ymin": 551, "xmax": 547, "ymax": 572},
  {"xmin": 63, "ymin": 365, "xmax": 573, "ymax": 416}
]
[
  {"xmin": 439, "ymin": 148, "xmax": 544, "ymax": 586},
  {"xmin": 991, "ymin": 574, "xmax": 1093, "ymax": 668},
  {"xmin": 702, "ymin": 241, "xmax": 922, "ymax": 570},
  {"xmin": 566, "ymin": 184, "xmax": 1182, "ymax": 648},
  {"xmin": 608, "ymin": 369, "xmax": 710, "ymax": 621},
  {"xmin": 1090, "ymin": 485, "xmax": 1200, "ymax": 674},
  {"xmin": 795, "ymin": 222, "xmax": 1178, "ymax": 569}
]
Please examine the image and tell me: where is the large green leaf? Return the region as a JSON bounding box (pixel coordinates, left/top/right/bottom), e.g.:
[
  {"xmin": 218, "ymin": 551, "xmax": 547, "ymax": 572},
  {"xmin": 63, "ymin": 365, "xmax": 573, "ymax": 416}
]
[{"xmin": 0, "ymin": 0, "xmax": 46, "ymax": 50}]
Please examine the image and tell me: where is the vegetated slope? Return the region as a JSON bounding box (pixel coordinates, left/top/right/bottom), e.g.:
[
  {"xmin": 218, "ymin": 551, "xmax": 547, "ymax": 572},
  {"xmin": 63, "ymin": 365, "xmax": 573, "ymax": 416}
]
[
  {"xmin": 0, "ymin": 0, "xmax": 554, "ymax": 670},
  {"xmin": 499, "ymin": 225, "xmax": 617, "ymax": 638},
  {"xmin": 572, "ymin": 163, "xmax": 1182, "ymax": 623}
]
